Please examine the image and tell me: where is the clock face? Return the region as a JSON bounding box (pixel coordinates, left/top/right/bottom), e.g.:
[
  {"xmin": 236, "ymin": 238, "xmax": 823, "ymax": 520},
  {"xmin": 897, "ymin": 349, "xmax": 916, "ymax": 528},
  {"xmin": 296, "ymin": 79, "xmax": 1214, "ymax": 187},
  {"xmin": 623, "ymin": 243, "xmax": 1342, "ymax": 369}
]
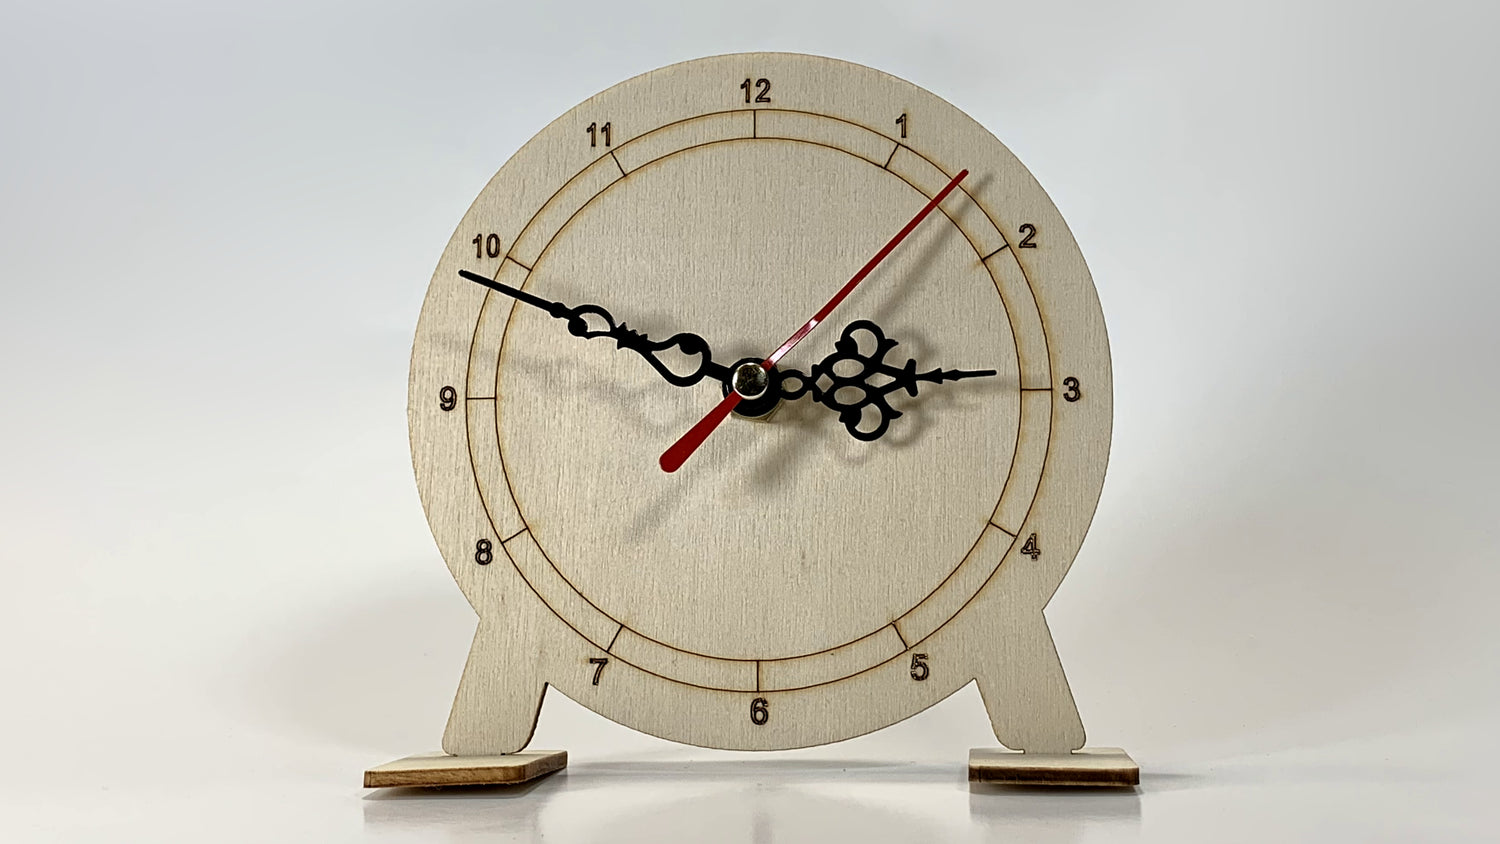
[{"xmin": 410, "ymin": 53, "xmax": 1111, "ymax": 750}]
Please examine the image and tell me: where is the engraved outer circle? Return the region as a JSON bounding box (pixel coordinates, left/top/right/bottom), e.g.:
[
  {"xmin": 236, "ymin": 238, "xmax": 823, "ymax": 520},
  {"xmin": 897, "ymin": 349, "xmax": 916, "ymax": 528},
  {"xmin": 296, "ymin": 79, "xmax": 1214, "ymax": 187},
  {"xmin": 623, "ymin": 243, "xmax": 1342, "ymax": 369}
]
[{"xmin": 408, "ymin": 53, "xmax": 1112, "ymax": 750}]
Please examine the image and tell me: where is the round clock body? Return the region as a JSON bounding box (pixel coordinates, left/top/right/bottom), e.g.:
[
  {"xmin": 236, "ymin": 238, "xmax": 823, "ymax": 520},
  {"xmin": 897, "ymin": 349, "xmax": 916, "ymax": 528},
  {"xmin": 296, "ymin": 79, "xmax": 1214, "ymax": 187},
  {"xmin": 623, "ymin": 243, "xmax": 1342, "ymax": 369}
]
[{"xmin": 409, "ymin": 53, "xmax": 1111, "ymax": 753}]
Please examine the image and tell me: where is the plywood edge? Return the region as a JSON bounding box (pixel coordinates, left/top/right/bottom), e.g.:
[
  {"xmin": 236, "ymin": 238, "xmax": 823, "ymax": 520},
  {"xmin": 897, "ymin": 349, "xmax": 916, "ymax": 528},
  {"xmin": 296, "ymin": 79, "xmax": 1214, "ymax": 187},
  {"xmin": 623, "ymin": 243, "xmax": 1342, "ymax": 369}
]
[
  {"xmin": 364, "ymin": 750, "xmax": 567, "ymax": 788},
  {"xmin": 968, "ymin": 747, "xmax": 1137, "ymax": 787}
]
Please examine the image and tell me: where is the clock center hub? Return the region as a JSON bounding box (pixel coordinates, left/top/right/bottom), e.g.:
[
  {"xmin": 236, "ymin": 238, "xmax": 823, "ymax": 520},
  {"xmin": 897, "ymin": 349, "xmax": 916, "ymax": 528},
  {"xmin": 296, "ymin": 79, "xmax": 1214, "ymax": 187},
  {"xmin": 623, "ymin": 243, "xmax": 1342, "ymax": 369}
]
[
  {"xmin": 731, "ymin": 361, "xmax": 769, "ymax": 399},
  {"xmin": 725, "ymin": 357, "xmax": 782, "ymax": 419}
]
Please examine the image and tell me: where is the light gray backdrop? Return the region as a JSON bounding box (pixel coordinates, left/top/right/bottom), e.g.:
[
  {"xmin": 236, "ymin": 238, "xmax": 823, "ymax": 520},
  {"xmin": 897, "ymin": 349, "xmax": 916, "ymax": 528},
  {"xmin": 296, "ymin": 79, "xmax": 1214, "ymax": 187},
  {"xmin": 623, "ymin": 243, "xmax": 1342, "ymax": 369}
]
[{"xmin": 2, "ymin": 1, "xmax": 1496, "ymax": 840}]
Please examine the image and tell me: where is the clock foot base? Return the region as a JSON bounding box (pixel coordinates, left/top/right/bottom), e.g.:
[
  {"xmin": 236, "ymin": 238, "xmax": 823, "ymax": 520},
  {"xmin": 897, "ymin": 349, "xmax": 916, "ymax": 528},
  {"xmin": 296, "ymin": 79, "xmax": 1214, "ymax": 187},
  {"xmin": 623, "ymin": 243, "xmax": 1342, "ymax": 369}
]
[
  {"xmin": 364, "ymin": 750, "xmax": 567, "ymax": 788},
  {"xmin": 968, "ymin": 747, "xmax": 1138, "ymax": 787}
]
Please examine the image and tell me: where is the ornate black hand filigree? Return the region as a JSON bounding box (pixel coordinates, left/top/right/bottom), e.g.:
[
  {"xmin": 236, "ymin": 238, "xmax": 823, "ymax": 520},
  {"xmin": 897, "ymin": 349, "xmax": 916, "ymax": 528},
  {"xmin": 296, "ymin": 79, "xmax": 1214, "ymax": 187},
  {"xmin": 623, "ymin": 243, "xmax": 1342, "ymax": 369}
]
[
  {"xmin": 459, "ymin": 270, "xmax": 730, "ymax": 388},
  {"xmin": 777, "ymin": 320, "xmax": 996, "ymax": 441},
  {"xmin": 459, "ymin": 271, "xmax": 994, "ymax": 441}
]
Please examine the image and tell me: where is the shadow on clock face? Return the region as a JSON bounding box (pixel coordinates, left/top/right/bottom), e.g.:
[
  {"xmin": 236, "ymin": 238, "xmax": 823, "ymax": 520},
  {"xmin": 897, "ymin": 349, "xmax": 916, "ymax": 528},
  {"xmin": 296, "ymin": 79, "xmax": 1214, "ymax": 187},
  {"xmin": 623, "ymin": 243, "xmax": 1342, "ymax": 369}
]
[{"xmin": 496, "ymin": 140, "xmax": 1021, "ymax": 663}]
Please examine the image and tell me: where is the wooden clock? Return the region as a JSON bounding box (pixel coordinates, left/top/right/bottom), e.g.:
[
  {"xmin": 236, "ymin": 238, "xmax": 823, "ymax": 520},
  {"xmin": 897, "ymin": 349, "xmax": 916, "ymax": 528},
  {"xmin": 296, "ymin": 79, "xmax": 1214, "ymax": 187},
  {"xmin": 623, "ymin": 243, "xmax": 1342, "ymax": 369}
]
[{"xmin": 365, "ymin": 52, "xmax": 1137, "ymax": 788}]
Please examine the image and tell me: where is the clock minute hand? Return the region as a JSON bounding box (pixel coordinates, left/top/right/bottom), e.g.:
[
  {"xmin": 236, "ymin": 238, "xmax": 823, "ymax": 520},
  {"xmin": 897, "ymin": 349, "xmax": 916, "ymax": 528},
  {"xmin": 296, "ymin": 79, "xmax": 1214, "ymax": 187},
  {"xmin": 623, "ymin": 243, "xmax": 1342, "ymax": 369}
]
[{"xmin": 458, "ymin": 270, "xmax": 732, "ymax": 389}]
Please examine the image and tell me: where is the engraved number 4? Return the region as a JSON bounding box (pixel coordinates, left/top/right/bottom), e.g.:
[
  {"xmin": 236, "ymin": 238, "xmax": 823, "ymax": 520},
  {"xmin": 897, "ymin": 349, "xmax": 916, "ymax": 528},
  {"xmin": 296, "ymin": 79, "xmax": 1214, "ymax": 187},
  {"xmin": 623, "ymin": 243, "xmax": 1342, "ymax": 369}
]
[{"xmin": 1021, "ymin": 533, "xmax": 1041, "ymax": 560}]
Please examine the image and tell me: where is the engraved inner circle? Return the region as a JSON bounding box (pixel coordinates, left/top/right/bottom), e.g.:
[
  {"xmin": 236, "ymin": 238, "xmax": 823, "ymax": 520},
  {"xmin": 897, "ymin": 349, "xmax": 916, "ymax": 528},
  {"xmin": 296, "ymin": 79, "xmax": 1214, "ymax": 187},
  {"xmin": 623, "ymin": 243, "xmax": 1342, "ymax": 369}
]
[{"xmin": 492, "ymin": 138, "xmax": 1019, "ymax": 663}]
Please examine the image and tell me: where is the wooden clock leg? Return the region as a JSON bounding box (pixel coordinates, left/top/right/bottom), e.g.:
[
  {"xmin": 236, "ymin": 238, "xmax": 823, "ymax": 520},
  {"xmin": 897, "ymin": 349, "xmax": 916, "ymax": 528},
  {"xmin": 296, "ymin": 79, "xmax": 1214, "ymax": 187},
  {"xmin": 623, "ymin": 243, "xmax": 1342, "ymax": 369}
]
[
  {"xmin": 364, "ymin": 621, "xmax": 565, "ymax": 788},
  {"xmin": 442, "ymin": 619, "xmax": 546, "ymax": 756},
  {"xmin": 976, "ymin": 612, "xmax": 1085, "ymax": 753},
  {"xmin": 970, "ymin": 612, "xmax": 1137, "ymax": 787}
]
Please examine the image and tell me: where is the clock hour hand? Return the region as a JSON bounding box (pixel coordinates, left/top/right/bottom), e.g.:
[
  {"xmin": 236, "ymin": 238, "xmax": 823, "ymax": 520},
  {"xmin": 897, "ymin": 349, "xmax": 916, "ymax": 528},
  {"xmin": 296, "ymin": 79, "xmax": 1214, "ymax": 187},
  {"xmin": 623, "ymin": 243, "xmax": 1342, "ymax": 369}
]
[
  {"xmin": 777, "ymin": 320, "xmax": 997, "ymax": 442},
  {"xmin": 459, "ymin": 270, "xmax": 733, "ymax": 389}
]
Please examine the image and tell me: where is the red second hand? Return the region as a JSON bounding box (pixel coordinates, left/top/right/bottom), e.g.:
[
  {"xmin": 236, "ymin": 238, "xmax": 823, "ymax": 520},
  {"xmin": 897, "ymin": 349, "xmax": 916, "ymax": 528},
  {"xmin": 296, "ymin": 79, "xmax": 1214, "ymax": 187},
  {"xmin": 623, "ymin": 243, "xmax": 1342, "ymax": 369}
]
[{"xmin": 659, "ymin": 168, "xmax": 969, "ymax": 473}]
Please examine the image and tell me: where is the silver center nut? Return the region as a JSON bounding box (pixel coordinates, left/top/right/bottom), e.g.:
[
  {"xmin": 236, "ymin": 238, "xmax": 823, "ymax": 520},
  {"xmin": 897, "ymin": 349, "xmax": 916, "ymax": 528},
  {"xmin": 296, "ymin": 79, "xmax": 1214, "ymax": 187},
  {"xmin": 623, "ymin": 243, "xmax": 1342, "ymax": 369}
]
[{"xmin": 731, "ymin": 362, "xmax": 770, "ymax": 399}]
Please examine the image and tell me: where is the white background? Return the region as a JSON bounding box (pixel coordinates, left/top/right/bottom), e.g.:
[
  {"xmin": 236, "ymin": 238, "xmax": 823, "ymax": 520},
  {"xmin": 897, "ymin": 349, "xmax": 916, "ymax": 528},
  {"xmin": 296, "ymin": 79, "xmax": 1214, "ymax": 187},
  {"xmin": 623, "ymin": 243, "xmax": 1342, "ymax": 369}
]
[{"xmin": 3, "ymin": 1, "xmax": 1498, "ymax": 841}]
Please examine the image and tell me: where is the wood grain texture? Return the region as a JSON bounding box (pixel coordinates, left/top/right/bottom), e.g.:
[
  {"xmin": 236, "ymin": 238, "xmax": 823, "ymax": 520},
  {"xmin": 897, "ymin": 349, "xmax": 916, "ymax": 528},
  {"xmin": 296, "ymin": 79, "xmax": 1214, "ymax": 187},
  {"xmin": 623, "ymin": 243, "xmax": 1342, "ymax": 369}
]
[
  {"xmin": 408, "ymin": 53, "xmax": 1115, "ymax": 755},
  {"xmin": 969, "ymin": 747, "xmax": 1138, "ymax": 787},
  {"xmin": 364, "ymin": 751, "xmax": 566, "ymax": 788}
]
